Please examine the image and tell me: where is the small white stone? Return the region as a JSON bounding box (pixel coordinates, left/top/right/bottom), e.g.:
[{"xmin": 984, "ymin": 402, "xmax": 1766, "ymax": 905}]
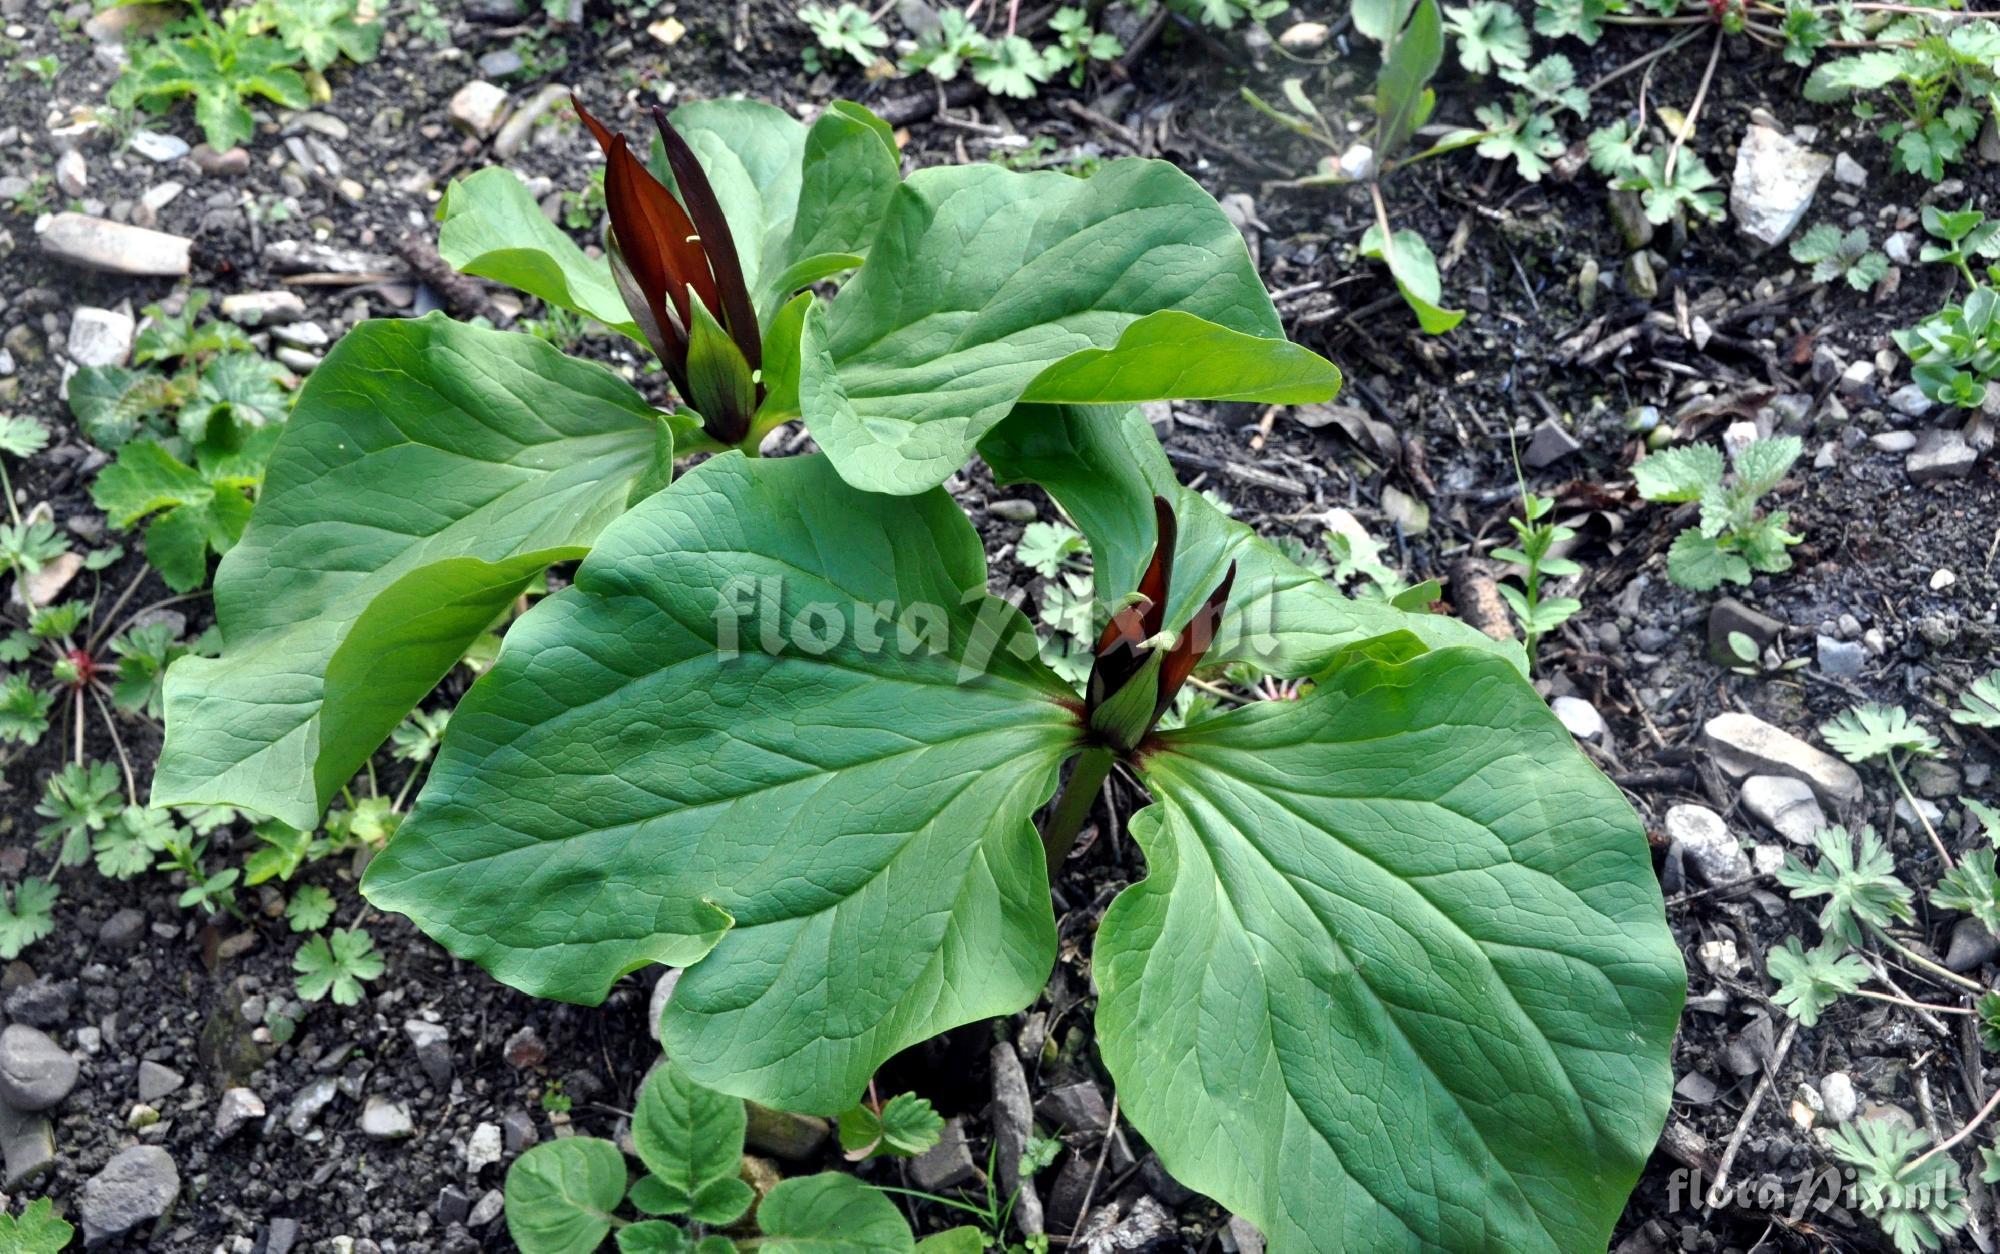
[
  {"xmin": 1931, "ymin": 568, "xmax": 1957, "ymax": 591},
  {"xmin": 1667, "ymin": 804, "xmax": 1752, "ymax": 884},
  {"xmin": 1278, "ymin": 20, "xmax": 1330, "ymax": 52},
  {"xmin": 1741, "ymin": 775, "xmax": 1825, "ymax": 845},
  {"xmin": 1820, "ymin": 1072, "xmax": 1859, "ymax": 1124},
  {"xmin": 67, "ymin": 305, "xmax": 134, "ymax": 368},
  {"xmin": 1696, "ymin": 938, "xmax": 1740, "ymax": 975},
  {"xmin": 1833, "ymin": 151, "xmax": 1867, "ymax": 187},
  {"xmin": 1550, "ymin": 696, "xmax": 1605, "ymax": 740},
  {"xmin": 55, "ymin": 149, "xmax": 87, "ymax": 197},
  {"xmin": 220, "ymin": 290, "xmax": 307, "ymax": 326},
  {"xmin": 466, "ymin": 1121, "xmax": 503, "ymax": 1173},
  {"xmin": 449, "ymin": 81, "xmax": 511, "ymax": 140},
  {"xmin": 129, "ymin": 130, "xmax": 189, "ymax": 163},
  {"xmin": 140, "ymin": 181, "xmax": 184, "ymax": 213}
]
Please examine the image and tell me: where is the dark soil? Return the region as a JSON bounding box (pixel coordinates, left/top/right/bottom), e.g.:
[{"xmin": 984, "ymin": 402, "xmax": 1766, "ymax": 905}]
[{"xmin": 1, "ymin": 0, "xmax": 1997, "ymax": 1249}]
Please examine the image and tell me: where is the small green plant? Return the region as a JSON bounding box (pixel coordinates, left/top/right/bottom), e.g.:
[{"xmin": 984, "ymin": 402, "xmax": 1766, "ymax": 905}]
[
  {"xmin": 1791, "ymin": 223, "xmax": 1889, "ymax": 291},
  {"xmin": 800, "ymin": 2, "xmax": 889, "ymax": 68},
  {"xmin": 1953, "ymin": 669, "xmax": 2000, "ymax": 727},
  {"xmin": 293, "ymin": 925, "xmax": 385, "ymax": 1005},
  {"xmin": 113, "ymin": 7, "xmax": 313, "ymax": 151},
  {"xmin": 404, "ymin": 0, "xmax": 449, "ymax": 45},
  {"xmin": 247, "ymin": 0, "xmax": 383, "ymax": 71},
  {"xmin": 11, "ymin": 55, "xmax": 60, "ymax": 86},
  {"xmin": 1824, "ymin": 1119, "xmax": 1968, "ymax": 1254},
  {"xmin": 1632, "ymin": 436, "xmax": 1802, "ymax": 590},
  {"xmin": 1492, "ymin": 486, "xmax": 1582, "ymax": 665},
  {"xmin": 285, "ymin": 883, "xmax": 336, "ymax": 931},
  {"xmin": 838, "ymin": 1090, "xmax": 945, "ymax": 1160},
  {"xmin": 1044, "ymin": 7, "xmax": 1124, "ymax": 87},
  {"xmin": 506, "ymin": 1060, "xmax": 982, "ymax": 1252},
  {"xmin": 4, "ymin": 173, "xmax": 55, "ymax": 215},
  {"xmin": 1804, "ymin": 16, "xmax": 2000, "ymax": 180},
  {"xmin": 0, "ymin": 1198, "xmax": 74, "ymax": 1254},
  {"xmin": 1892, "ymin": 206, "xmax": 2000, "ymax": 408},
  {"xmin": 1767, "ymin": 935, "xmax": 1868, "ymax": 1025},
  {"xmin": 0, "ymin": 880, "xmax": 59, "ymax": 961},
  {"xmin": 37, "ymin": 760, "xmax": 123, "ymax": 868}
]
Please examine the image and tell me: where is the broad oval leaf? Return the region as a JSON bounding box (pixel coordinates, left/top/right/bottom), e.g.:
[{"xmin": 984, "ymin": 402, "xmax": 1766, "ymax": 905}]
[
  {"xmin": 1098, "ymin": 642, "xmax": 1682, "ymax": 1251},
  {"xmin": 756, "ymin": 1173, "xmax": 913, "ymax": 1254},
  {"xmin": 362, "ymin": 453, "xmax": 1080, "ymax": 1113},
  {"xmin": 981, "ymin": 403, "xmax": 1522, "ymax": 675},
  {"xmin": 631, "ymin": 1061, "xmax": 753, "ymax": 1226},
  {"xmin": 438, "ymin": 168, "xmax": 640, "ymax": 336},
  {"xmin": 1359, "ymin": 224, "xmax": 1464, "ymax": 335},
  {"xmin": 800, "ymin": 159, "xmax": 1338, "ymax": 494},
  {"xmin": 152, "ymin": 314, "xmax": 670, "ymax": 829},
  {"xmin": 505, "ymin": 1137, "xmax": 628, "ymax": 1254}
]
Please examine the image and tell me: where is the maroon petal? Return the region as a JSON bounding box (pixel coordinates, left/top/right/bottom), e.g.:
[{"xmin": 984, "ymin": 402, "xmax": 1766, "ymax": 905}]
[{"xmin": 652, "ymin": 105, "xmax": 761, "ymax": 371}]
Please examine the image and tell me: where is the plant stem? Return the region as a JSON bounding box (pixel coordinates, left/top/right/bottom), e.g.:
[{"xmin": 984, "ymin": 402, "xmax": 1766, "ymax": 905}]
[
  {"xmin": 1888, "ymin": 755, "xmax": 1954, "ymax": 869},
  {"xmin": 1041, "ymin": 746, "xmax": 1116, "ymax": 881},
  {"xmin": 0, "ymin": 460, "xmax": 18, "ymax": 528},
  {"xmin": 1854, "ymin": 987, "xmax": 1973, "ymax": 1015},
  {"xmin": 1872, "ymin": 924, "xmax": 1984, "ymax": 992},
  {"xmin": 1664, "ymin": 27, "xmax": 1724, "ymax": 185},
  {"xmin": 1901, "ymin": 1083, "xmax": 2000, "ymax": 1176}
]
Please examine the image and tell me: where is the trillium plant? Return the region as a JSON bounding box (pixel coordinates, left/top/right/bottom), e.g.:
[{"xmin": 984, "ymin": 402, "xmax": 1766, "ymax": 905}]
[{"xmin": 156, "ymin": 93, "xmax": 1683, "ymax": 1249}]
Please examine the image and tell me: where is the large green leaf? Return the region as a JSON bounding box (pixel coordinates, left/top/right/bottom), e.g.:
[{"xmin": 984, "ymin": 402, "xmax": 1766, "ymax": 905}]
[
  {"xmin": 1097, "ymin": 640, "xmax": 1682, "ymax": 1251},
  {"xmin": 504, "ymin": 1138, "xmax": 628, "ymax": 1254},
  {"xmin": 437, "ymin": 168, "xmax": 640, "ymax": 336},
  {"xmin": 756, "ymin": 1173, "xmax": 914, "ymax": 1254},
  {"xmin": 152, "ymin": 315, "xmax": 670, "ymax": 829},
  {"xmin": 980, "ymin": 404, "xmax": 1522, "ymax": 674},
  {"xmin": 362, "ymin": 454, "xmax": 1079, "ymax": 1112},
  {"xmin": 776, "ymin": 100, "xmax": 902, "ymax": 313},
  {"xmin": 800, "ymin": 160, "xmax": 1339, "ymax": 494}
]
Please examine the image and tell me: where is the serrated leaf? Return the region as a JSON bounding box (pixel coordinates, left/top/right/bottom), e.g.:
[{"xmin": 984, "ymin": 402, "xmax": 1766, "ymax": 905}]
[
  {"xmin": 1775, "ymin": 825, "xmax": 1913, "ymax": 945},
  {"xmin": 1953, "ymin": 669, "xmax": 2000, "ymax": 728},
  {"xmin": 0, "ymin": 1197, "xmax": 74, "ymax": 1254},
  {"xmin": 505, "ymin": 1138, "xmax": 628, "ymax": 1254},
  {"xmin": 0, "ymin": 880, "xmax": 58, "ymax": 961},
  {"xmin": 1767, "ymin": 936, "xmax": 1867, "ymax": 1026},
  {"xmin": 1821, "ymin": 703, "xmax": 1939, "ymax": 764},
  {"xmin": 152, "ymin": 315, "xmax": 673, "ymax": 830},
  {"xmin": 755, "ymin": 1173, "xmax": 914, "ymax": 1253},
  {"xmin": 293, "ymin": 926, "xmax": 384, "ymax": 1005},
  {"xmin": 1096, "ymin": 640, "xmax": 1681, "ymax": 1250},
  {"xmin": 1666, "ymin": 529, "xmax": 1748, "ymax": 591}
]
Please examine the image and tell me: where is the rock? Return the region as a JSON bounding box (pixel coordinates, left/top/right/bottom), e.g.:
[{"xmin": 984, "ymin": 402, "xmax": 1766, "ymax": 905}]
[
  {"xmin": 214, "ymin": 1087, "xmax": 265, "ymax": 1141},
  {"xmin": 18, "ymin": 551, "xmax": 83, "ymax": 608},
  {"xmin": 0, "ymin": 1101, "xmax": 54, "ymax": 1190},
  {"xmin": 1037, "ymin": 1081, "xmax": 1111, "ymax": 1134},
  {"xmin": 1816, "ymin": 635, "xmax": 1867, "ymax": 679},
  {"xmin": 1577, "ymin": 256, "xmax": 1600, "ymax": 312},
  {"xmin": 267, "ymin": 1217, "xmax": 301, "ymax": 1254},
  {"xmin": 1730, "ymin": 124, "xmax": 1829, "ymax": 248},
  {"xmin": 501, "ymin": 1109, "xmax": 538, "ymax": 1154},
  {"xmin": 55, "ymin": 150, "xmax": 87, "ymax": 198},
  {"xmin": 0, "ymin": 1025, "xmax": 79, "ymax": 1111},
  {"xmin": 1278, "ymin": 20, "xmax": 1329, "ymax": 52},
  {"xmin": 437, "ymin": 1185, "xmax": 470, "ymax": 1226},
  {"xmin": 1223, "ymin": 1216, "xmax": 1266, "ymax": 1254},
  {"xmin": 220, "ymin": 290, "xmax": 307, "ymax": 326},
  {"xmin": 468, "ymin": 1188, "xmax": 505, "ymax": 1227},
  {"xmin": 503, "ymin": 1025, "xmax": 546, "ymax": 1069},
  {"xmin": 1870, "ymin": 430, "xmax": 1918, "ymax": 453},
  {"xmin": 129, "ymin": 130, "xmax": 188, "ymax": 162},
  {"xmin": 140, "ymin": 181, "xmax": 184, "ymax": 214},
  {"xmin": 1884, "ymin": 230, "xmax": 1917, "ymax": 265},
  {"xmin": 137, "ymin": 1060, "xmax": 185, "ymax": 1103},
  {"xmin": 1887, "ymin": 383, "xmax": 1934, "ymax": 418},
  {"xmin": 67, "ymin": 305, "xmax": 135, "ymax": 368},
  {"xmin": 449, "ymin": 81, "xmax": 511, "ymax": 140},
  {"xmin": 646, "ymin": 15, "xmax": 686, "ymax": 44},
  {"xmin": 1741, "ymin": 775, "xmax": 1825, "ymax": 845},
  {"xmin": 1838, "ymin": 360, "xmax": 1876, "ymax": 399},
  {"xmin": 1703, "ymin": 711, "xmax": 1864, "ymax": 806},
  {"xmin": 1946, "ymin": 917, "xmax": 1998, "ymax": 972},
  {"xmin": 270, "ymin": 321, "xmax": 329, "ymax": 350},
  {"xmin": 403, "ymin": 1019, "xmax": 452, "ymax": 1088},
  {"xmin": 1608, "ymin": 189, "xmax": 1654, "ymax": 251},
  {"xmin": 1674, "ymin": 1071, "xmax": 1719, "ymax": 1104},
  {"xmin": 478, "ymin": 48, "xmax": 524, "ymax": 77},
  {"xmin": 1707, "ymin": 597, "xmax": 1783, "ymax": 664},
  {"xmin": 275, "ymin": 346, "xmax": 322, "ymax": 373},
  {"xmin": 1551, "ymin": 696, "xmax": 1605, "ymax": 740},
  {"xmin": 190, "ymin": 144, "xmax": 251, "ymax": 176},
  {"xmin": 466, "ymin": 1121, "xmax": 502, "ymax": 1173},
  {"xmin": 360, "ymin": 1096, "xmax": 414, "ymax": 1140},
  {"xmin": 1622, "ymin": 251, "xmax": 1658, "ymax": 300},
  {"xmin": 1897, "ymin": 794, "xmax": 1944, "ymax": 829},
  {"xmin": 80, "ymin": 1145, "xmax": 180, "ymax": 1246},
  {"xmin": 1336, "ymin": 143, "xmax": 1375, "ymax": 181},
  {"xmin": 990, "ymin": 1043, "xmax": 1045, "ymax": 1237},
  {"xmin": 1522, "ymin": 417, "xmax": 1581, "ymax": 469},
  {"xmin": 1079, "ymin": 1195, "xmax": 1173, "ymax": 1253},
  {"xmin": 743, "ymin": 1103, "xmax": 830, "ymax": 1160},
  {"xmin": 1666, "ymin": 804, "xmax": 1751, "ymax": 884},
  {"xmin": 911, "ymin": 1117, "xmax": 978, "ymax": 1190},
  {"xmin": 285, "ymin": 1076, "xmax": 338, "ymax": 1135},
  {"xmin": 495, "ymin": 83, "xmax": 570, "ymax": 159},
  {"xmin": 1832, "ymin": 151, "xmax": 1867, "ymax": 187},
  {"xmin": 1907, "ymin": 429, "xmax": 1979, "ymax": 481},
  {"xmin": 4, "ymin": 977, "xmax": 73, "ymax": 1027},
  {"xmin": 40, "ymin": 213, "xmax": 191, "ymax": 277},
  {"xmin": 85, "ymin": 2, "xmax": 177, "ymax": 43},
  {"xmin": 1820, "ymin": 1072, "xmax": 1859, "ymax": 1124},
  {"xmin": 645, "ymin": 968, "xmax": 679, "ymax": 1043},
  {"xmin": 989, "ymin": 498, "xmax": 1038, "ymax": 523}
]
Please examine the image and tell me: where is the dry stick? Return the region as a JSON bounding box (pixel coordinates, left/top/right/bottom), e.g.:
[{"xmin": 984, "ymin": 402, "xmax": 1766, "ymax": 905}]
[
  {"xmin": 1069, "ymin": 1093, "xmax": 1122, "ymax": 1241},
  {"xmin": 1856, "ymin": 987, "xmax": 1974, "ymax": 1016},
  {"xmin": 88, "ymin": 684, "xmax": 139, "ymax": 808},
  {"xmin": 88, "ymin": 566, "xmax": 152, "ymax": 654},
  {"xmin": 1874, "ymin": 924, "xmax": 1986, "ymax": 993},
  {"xmin": 1904, "ymin": 1084, "xmax": 2000, "ymax": 1177},
  {"xmin": 1665, "ymin": 27, "xmax": 1725, "ymax": 186},
  {"xmin": 1888, "ymin": 754, "xmax": 1955, "ymax": 869},
  {"xmin": 1705, "ymin": 1019, "xmax": 1799, "ymax": 1211}
]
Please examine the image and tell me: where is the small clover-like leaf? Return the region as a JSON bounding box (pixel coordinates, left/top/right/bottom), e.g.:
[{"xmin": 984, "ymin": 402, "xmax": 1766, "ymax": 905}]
[
  {"xmin": 0, "ymin": 1196, "xmax": 75, "ymax": 1254},
  {"xmin": 1953, "ymin": 669, "xmax": 2000, "ymax": 728},
  {"xmin": 840, "ymin": 1091, "xmax": 945, "ymax": 1159},
  {"xmin": 1767, "ymin": 936, "xmax": 1867, "ymax": 1026},
  {"xmin": 285, "ymin": 884, "xmax": 336, "ymax": 932},
  {"xmin": 1821, "ymin": 703, "xmax": 1940, "ymax": 764},
  {"xmin": 293, "ymin": 926, "xmax": 385, "ymax": 1005},
  {"xmin": 0, "ymin": 880, "xmax": 58, "ymax": 961}
]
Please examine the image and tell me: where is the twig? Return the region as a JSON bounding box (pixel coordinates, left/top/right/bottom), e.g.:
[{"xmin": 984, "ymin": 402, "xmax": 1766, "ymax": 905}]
[
  {"xmin": 1704, "ymin": 1019, "xmax": 1798, "ymax": 1211},
  {"xmin": 1585, "ymin": 25, "xmax": 1704, "ymax": 96},
  {"xmin": 1069, "ymin": 1093, "xmax": 1120, "ymax": 1241},
  {"xmin": 1855, "ymin": 987, "xmax": 1973, "ymax": 1016},
  {"xmin": 1903, "ymin": 1084, "xmax": 2000, "ymax": 1177},
  {"xmin": 88, "ymin": 684, "xmax": 139, "ymax": 808},
  {"xmin": 1665, "ymin": 28, "xmax": 1724, "ymax": 185}
]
